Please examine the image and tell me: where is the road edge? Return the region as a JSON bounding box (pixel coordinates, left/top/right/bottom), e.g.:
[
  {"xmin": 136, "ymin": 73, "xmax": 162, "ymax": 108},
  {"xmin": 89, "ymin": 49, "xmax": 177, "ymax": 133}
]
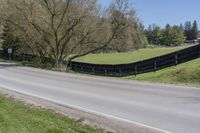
[{"xmin": 0, "ymin": 87, "xmax": 171, "ymax": 133}]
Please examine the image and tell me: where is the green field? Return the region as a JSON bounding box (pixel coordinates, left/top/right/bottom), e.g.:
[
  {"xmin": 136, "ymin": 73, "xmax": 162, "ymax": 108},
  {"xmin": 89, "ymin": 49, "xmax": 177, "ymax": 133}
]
[
  {"xmin": 74, "ymin": 45, "xmax": 200, "ymax": 86},
  {"xmin": 0, "ymin": 95, "xmax": 105, "ymax": 133},
  {"xmin": 126, "ymin": 58, "xmax": 200, "ymax": 86},
  {"xmin": 74, "ymin": 46, "xmax": 189, "ymax": 64}
]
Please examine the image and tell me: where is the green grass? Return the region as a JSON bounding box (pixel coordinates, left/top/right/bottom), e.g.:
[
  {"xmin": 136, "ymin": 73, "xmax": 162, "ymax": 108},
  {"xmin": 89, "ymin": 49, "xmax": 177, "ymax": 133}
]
[
  {"xmin": 74, "ymin": 45, "xmax": 200, "ymax": 86},
  {"xmin": 0, "ymin": 95, "xmax": 106, "ymax": 133},
  {"xmin": 126, "ymin": 59, "xmax": 200, "ymax": 86},
  {"xmin": 74, "ymin": 46, "xmax": 190, "ymax": 64}
]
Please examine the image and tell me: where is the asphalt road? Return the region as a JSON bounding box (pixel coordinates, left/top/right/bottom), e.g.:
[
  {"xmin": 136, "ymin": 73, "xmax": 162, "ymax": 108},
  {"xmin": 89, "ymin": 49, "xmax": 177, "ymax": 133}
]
[{"xmin": 0, "ymin": 61, "xmax": 200, "ymax": 133}]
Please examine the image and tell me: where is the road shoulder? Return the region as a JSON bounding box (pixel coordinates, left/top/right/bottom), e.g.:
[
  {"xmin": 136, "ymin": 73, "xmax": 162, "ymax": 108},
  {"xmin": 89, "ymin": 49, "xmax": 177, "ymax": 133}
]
[{"xmin": 0, "ymin": 87, "xmax": 166, "ymax": 133}]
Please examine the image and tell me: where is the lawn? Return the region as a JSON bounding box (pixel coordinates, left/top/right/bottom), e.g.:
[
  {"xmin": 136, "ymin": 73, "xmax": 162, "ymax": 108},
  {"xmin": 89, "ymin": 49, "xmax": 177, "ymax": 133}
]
[
  {"xmin": 126, "ymin": 58, "xmax": 200, "ymax": 86},
  {"xmin": 74, "ymin": 46, "xmax": 190, "ymax": 64},
  {"xmin": 0, "ymin": 95, "xmax": 106, "ymax": 133}
]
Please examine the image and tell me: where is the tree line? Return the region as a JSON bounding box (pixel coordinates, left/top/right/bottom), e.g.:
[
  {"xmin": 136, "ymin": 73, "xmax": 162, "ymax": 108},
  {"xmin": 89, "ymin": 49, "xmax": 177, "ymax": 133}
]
[
  {"xmin": 145, "ymin": 20, "xmax": 199, "ymax": 46},
  {"xmin": 0, "ymin": 0, "xmax": 146, "ymax": 70}
]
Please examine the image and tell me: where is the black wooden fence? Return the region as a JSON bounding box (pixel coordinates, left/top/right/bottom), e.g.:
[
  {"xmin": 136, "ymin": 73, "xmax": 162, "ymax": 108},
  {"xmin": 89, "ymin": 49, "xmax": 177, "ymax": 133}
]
[{"xmin": 70, "ymin": 44, "xmax": 200, "ymax": 77}]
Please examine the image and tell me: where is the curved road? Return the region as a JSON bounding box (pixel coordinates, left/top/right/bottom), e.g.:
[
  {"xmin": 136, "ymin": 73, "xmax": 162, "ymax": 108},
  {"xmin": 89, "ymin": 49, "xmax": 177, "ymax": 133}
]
[{"xmin": 0, "ymin": 61, "xmax": 200, "ymax": 133}]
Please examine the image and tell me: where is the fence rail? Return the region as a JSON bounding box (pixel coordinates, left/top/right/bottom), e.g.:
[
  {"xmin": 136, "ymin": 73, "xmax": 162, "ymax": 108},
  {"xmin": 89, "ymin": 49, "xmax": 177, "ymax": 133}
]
[
  {"xmin": 70, "ymin": 44, "xmax": 200, "ymax": 77},
  {"xmin": 1, "ymin": 44, "xmax": 199, "ymax": 77}
]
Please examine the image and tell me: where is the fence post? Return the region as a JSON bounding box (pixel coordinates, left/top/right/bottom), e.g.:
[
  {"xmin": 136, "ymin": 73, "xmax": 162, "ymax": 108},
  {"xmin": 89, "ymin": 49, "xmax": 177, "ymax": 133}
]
[
  {"xmin": 119, "ymin": 68, "xmax": 122, "ymax": 77},
  {"xmin": 199, "ymin": 44, "xmax": 200, "ymax": 57},
  {"xmin": 154, "ymin": 58, "xmax": 157, "ymax": 72},
  {"xmin": 175, "ymin": 53, "xmax": 178, "ymax": 65},
  {"xmin": 92, "ymin": 67, "xmax": 95, "ymax": 74},
  {"xmin": 135, "ymin": 65, "xmax": 137, "ymax": 76}
]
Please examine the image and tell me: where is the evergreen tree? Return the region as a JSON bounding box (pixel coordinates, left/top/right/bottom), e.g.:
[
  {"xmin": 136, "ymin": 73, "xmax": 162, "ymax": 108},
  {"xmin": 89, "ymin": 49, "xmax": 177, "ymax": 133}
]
[
  {"xmin": 1, "ymin": 23, "xmax": 19, "ymax": 54},
  {"xmin": 184, "ymin": 21, "xmax": 192, "ymax": 40},
  {"xmin": 145, "ymin": 24, "xmax": 161, "ymax": 45},
  {"xmin": 191, "ymin": 20, "xmax": 198, "ymax": 40},
  {"xmin": 165, "ymin": 24, "xmax": 171, "ymax": 29},
  {"xmin": 145, "ymin": 25, "xmax": 153, "ymax": 44},
  {"xmin": 179, "ymin": 24, "xmax": 184, "ymax": 31}
]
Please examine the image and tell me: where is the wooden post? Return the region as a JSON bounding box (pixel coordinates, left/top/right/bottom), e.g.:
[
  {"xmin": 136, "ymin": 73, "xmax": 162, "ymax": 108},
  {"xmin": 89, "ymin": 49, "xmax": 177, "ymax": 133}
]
[
  {"xmin": 119, "ymin": 69, "xmax": 122, "ymax": 77},
  {"xmin": 175, "ymin": 53, "xmax": 178, "ymax": 65},
  {"xmin": 199, "ymin": 44, "xmax": 200, "ymax": 57},
  {"xmin": 135, "ymin": 65, "xmax": 137, "ymax": 76},
  {"xmin": 92, "ymin": 67, "xmax": 95, "ymax": 74},
  {"xmin": 154, "ymin": 59, "xmax": 157, "ymax": 72}
]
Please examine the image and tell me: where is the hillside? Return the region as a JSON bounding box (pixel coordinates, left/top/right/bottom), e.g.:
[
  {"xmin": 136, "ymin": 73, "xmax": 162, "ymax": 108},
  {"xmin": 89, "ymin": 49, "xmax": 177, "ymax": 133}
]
[
  {"xmin": 126, "ymin": 58, "xmax": 200, "ymax": 86},
  {"xmin": 74, "ymin": 46, "xmax": 190, "ymax": 64},
  {"xmin": 74, "ymin": 45, "xmax": 200, "ymax": 86}
]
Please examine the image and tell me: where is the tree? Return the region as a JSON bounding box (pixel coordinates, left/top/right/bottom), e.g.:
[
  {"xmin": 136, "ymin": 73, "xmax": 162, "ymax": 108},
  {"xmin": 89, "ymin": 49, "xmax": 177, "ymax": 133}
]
[
  {"xmin": 1, "ymin": 22, "xmax": 20, "ymax": 54},
  {"xmin": 145, "ymin": 24, "xmax": 161, "ymax": 45},
  {"xmin": 191, "ymin": 20, "xmax": 198, "ymax": 40},
  {"xmin": 160, "ymin": 25, "xmax": 185, "ymax": 46},
  {"xmin": 165, "ymin": 24, "xmax": 171, "ymax": 29},
  {"xmin": 179, "ymin": 24, "xmax": 184, "ymax": 31},
  {"xmin": 136, "ymin": 23, "xmax": 148, "ymax": 48},
  {"xmin": 145, "ymin": 25, "xmax": 153, "ymax": 44},
  {"xmin": 184, "ymin": 21, "xmax": 192, "ymax": 40},
  {"xmin": 0, "ymin": 0, "xmax": 139, "ymax": 70},
  {"xmin": 108, "ymin": 8, "xmax": 143, "ymax": 52}
]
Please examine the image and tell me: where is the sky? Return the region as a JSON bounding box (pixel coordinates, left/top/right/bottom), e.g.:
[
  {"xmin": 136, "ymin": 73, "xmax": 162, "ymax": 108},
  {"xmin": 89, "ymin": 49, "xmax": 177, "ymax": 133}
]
[{"xmin": 98, "ymin": 0, "xmax": 200, "ymax": 28}]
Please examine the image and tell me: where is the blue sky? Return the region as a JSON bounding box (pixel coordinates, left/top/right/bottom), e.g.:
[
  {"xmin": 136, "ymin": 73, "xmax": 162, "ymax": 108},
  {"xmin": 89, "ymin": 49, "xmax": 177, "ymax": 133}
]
[{"xmin": 98, "ymin": 0, "xmax": 200, "ymax": 28}]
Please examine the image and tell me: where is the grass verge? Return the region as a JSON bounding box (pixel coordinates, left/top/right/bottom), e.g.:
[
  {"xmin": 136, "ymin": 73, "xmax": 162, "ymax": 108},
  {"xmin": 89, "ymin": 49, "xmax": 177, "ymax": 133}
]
[
  {"xmin": 0, "ymin": 95, "xmax": 107, "ymax": 133},
  {"xmin": 126, "ymin": 59, "xmax": 200, "ymax": 86},
  {"xmin": 74, "ymin": 46, "xmax": 190, "ymax": 64}
]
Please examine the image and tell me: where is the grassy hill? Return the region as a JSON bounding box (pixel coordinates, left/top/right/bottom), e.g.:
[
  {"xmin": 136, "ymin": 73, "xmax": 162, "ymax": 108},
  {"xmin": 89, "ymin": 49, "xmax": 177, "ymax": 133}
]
[
  {"xmin": 74, "ymin": 46, "xmax": 190, "ymax": 64},
  {"xmin": 126, "ymin": 58, "xmax": 200, "ymax": 86},
  {"xmin": 74, "ymin": 45, "xmax": 200, "ymax": 86}
]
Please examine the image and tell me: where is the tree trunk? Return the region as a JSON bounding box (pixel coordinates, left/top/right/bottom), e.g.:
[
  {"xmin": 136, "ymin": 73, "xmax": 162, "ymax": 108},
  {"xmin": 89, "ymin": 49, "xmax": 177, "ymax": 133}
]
[{"xmin": 55, "ymin": 59, "xmax": 66, "ymax": 72}]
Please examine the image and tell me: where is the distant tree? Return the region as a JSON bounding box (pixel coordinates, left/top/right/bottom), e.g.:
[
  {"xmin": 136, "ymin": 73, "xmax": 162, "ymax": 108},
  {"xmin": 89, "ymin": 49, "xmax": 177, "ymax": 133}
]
[
  {"xmin": 160, "ymin": 24, "xmax": 185, "ymax": 46},
  {"xmin": 179, "ymin": 24, "xmax": 184, "ymax": 31},
  {"xmin": 145, "ymin": 24, "xmax": 161, "ymax": 45},
  {"xmin": 184, "ymin": 21, "xmax": 192, "ymax": 40},
  {"xmin": 165, "ymin": 24, "xmax": 171, "ymax": 29},
  {"xmin": 191, "ymin": 20, "xmax": 198, "ymax": 40},
  {"xmin": 137, "ymin": 23, "xmax": 148, "ymax": 48},
  {"xmin": 145, "ymin": 25, "xmax": 153, "ymax": 44}
]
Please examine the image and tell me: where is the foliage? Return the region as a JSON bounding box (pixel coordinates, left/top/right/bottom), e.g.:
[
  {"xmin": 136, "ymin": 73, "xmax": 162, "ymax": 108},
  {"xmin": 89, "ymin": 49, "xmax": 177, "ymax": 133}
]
[
  {"xmin": 191, "ymin": 20, "xmax": 198, "ymax": 40},
  {"xmin": 184, "ymin": 20, "xmax": 198, "ymax": 40},
  {"xmin": 0, "ymin": 0, "xmax": 141, "ymax": 70},
  {"xmin": 1, "ymin": 23, "xmax": 20, "ymax": 54},
  {"xmin": 184, "ymin": 21, "xmax": 192, "ymax": 40},
  {"xmin": 159, "ymin": 25, "xmax": 185, "ymax": 46},
  {"xmin": 145, "ymin": 24, "xmax": 185, "ymax": 46},
  {"xmin": 145, "ymin": 24, "xmax": 161, "ymax": 45}
]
